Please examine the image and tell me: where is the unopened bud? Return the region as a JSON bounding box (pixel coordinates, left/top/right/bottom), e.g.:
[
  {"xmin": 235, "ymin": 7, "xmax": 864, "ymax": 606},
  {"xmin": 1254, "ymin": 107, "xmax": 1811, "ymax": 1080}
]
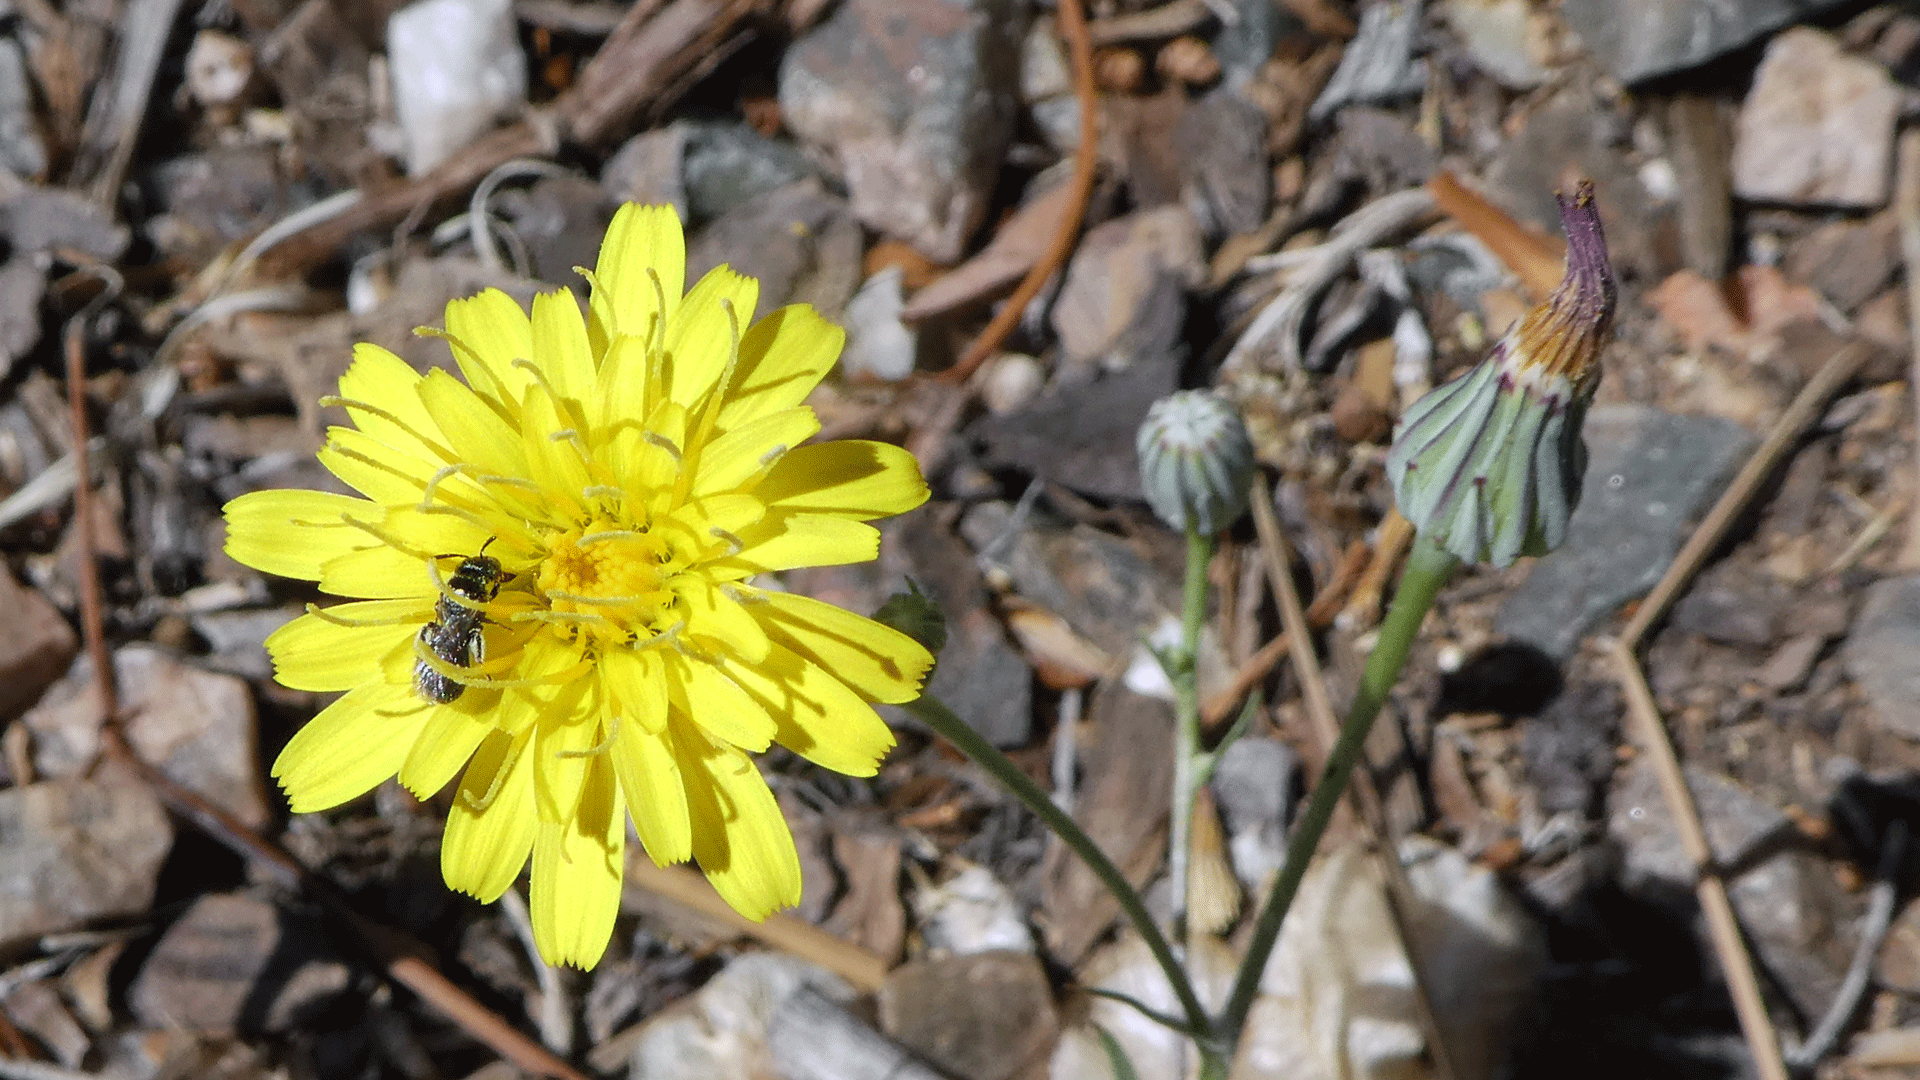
[
  {"xmin": 1137, "ymin": 390, "xmax": 1256, "ymax": 535},
  {"xmin": 1385, "ymin": 181, "xmax": 1616, "ymax": 567}
]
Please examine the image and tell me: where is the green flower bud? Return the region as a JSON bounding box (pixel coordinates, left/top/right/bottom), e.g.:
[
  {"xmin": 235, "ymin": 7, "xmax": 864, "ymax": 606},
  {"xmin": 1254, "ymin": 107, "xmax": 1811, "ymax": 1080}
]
[
  {"xmin": 874, "ymin": 580, "xmax": 948, "ymax": 661},
  {"xmin": 1385, "ymin": 181, "xmax": 1616, "ymax": 568},
  {"xmin": 1137, "ymin": 390, "xmax": 1256, "ymax": 534}
]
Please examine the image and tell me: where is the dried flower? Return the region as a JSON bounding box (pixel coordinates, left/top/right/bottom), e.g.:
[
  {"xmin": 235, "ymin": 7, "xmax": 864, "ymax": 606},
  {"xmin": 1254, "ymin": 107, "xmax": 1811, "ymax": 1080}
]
[
  {"xmin": 1137, "ymin": 390, "xmax": 1257, "ymax": 535},
  {"xmin": 223, "ymin": 204, "xmax": 935, "ymax": 967},
  {"xmin": 1385, "ymin": 181, "xmax": 1616, "ymax": 567}
]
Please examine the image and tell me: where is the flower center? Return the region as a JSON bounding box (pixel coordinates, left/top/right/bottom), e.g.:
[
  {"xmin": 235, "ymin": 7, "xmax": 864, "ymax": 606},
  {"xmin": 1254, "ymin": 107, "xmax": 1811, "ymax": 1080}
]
[{"xmin": 536, "ymin": 518, "xmax": 680, "ymax": 640}]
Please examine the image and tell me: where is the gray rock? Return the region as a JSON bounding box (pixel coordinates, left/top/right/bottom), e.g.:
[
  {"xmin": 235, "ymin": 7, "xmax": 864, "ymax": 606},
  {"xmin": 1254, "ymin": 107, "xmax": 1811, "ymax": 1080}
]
[
  {"xmin": 1522, "ymin": 681, "xmax": 1618, "ymax": 816},
  {"xmin": 1845, "ymin": 575, "xmax": 1920, "ymax": 740},
  {"xmin": 682, "ymin": 120, "xmax": 823, "ymax": 225},
  {"xmin": 130, "ymin": 892, "xmax": 352, "ymax": 1034},
  {"xmin": 969, "ymin": 353, "xmax": 1178, "ymax": 503},
  {"xmin": 779, "ymin": 0, "xmax": 1027, "ymax": 263},
  {"xmin": 386, "ymin": 0, "xmax": 526, "ymax": 175},
  {"xmin": 958, "ymin": 500, "xmax": 1183, "ymax": 663},
  {"xmin": 1211, "ymin": 0, "xmax": 1298, "ymax": 90},
  {"xmin": 877, "ymin": 951, "xmax": 1058, "ymax": 1080},
  {"xmin": 1496, "ymin": 406, "xmax": 1754, "ymax": 660},
  {"xmin": 1564, "ymin": 0, "xmax": 1853, "ymax": 84},
  {"xmin": 24, "ymin": 646, "xmax": 271, "ymax": 829},
  {"xmin": 1782, "ymin": 212, "xmax": 1900, "ymax": 312},
  {"xmin": 0, "ymin": 560, "xmax": 76, "ymax": 719},
  {"xmin": 1309, "ymin": 0, "xmax": 1427, "ymax": 122},
  {"xmin": 1210, "ymin": 736, "xmax": 1296, "ymax": 891},
  {"xmin": 190, "ymin": 604, "xmax": 300, "ymax": 681},
  {"xmin": 1049, "ymin": 205, "xmax": 1205, "ymax": 368},
  {"xmin": 0, "ymin": 778, "xmax": 173, "ymax": 950},
  {"xmin": 0, "ymin": 40, "xmax": 46, "ymax": 178},
  {"xmin": 687, "ymin": 180, "xmax": 864, "ymax": 322},
  {"xmin": 1732, "ymin": 27, "xmax": 1900, "ymax": 209},
  {"xmin": 1172, "ymin": 92, "xmax": 1270, "ymax": 237},
  {"xmin": 1608, "ymin": 759, "xmax": 1848, "ymax": 1020},
  {"xmin": 888, "ymin": 509, "xmax": 1033, "ymax": 748},
  {"xmin": 1443, "ymin": 0, "xmax": 1548, "ymax": 89}
]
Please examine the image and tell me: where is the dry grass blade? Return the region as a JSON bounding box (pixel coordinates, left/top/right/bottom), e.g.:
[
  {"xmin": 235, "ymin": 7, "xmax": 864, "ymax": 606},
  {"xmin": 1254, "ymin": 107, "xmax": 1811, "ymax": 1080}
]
[{"xmin": 1248, "ymin": 480, "xmax": 1460, "ymax": 1080}]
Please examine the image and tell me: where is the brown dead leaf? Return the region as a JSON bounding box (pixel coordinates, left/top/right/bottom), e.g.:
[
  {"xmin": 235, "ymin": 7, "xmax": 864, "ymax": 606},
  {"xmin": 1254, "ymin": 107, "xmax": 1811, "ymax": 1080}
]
[
  {"xmin": 1647, "ymin": 265, "xmax": 1825, "ymax": 359},
  {"xmin": 900, "ymin": 181, "xmax": 1080, "ymax": 322},
  {"xmin": 1002, "ymin": 599, "xmax": 1116, "ymax": 690},
  {"xmin": 1428, "ymin": 170, "xmax": 1565, "ymax": 298}
]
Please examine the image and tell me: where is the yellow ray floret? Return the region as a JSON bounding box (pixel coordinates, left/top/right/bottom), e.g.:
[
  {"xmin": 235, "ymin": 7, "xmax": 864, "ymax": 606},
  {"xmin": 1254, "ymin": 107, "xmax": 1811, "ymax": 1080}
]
[{"xmin": 225, "ymin": 203, "xmax": 934, "ymax": 969}]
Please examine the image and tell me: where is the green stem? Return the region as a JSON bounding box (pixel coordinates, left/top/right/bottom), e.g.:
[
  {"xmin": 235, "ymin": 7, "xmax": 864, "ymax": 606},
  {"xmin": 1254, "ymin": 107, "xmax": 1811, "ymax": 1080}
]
[
  {"xmin": 1216, "ymin": 535, "xmax": 1460, "ymax": 1039},
  {"xmin": 902, "ymin": 693, "xmax": 1215, "ymax": 1040},
  {"xmin": 1166, "ymin": 527, "xmax": 1213, "ymax": 937}
]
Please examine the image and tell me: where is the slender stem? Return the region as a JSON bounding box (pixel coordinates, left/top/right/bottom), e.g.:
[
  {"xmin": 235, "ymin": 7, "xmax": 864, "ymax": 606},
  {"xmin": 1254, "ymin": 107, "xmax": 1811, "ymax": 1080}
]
[
  {"xmin": 1217, "ymin": 536, "xmax": 1459, "ymax": 1038},
  {"xmin": 902, "ymin": 694, "xmax": 1215, "ymax": 1040},
  {"xmin": 1167, "ymin": 527, "xmax": 1213, "ymax": 937}
]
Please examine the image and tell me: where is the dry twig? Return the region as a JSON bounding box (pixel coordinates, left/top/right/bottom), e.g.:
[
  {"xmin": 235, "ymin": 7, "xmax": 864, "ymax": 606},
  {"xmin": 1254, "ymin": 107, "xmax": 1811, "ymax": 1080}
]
[
  {"xmin": 1609, "ymin": 342, "xmax": 1872, "ymax": 1080},
  {"xmin": 1894, "ymin": 128, "xmax": 1920, "ymax": 569},
  {"xmin": 941, "ymin": 0, "xmax": 1099, "ymax": 385}
]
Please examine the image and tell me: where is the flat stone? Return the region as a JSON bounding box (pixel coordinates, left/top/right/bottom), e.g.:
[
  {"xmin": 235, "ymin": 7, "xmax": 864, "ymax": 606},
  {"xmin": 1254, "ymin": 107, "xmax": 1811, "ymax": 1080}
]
[
  {"xmin": 887, "ymin": 509, "xmax": 1033, "ymax": 748},
  {"xmin": 1607, "ymin": 759, "xmax": 1847, "ymax": 1019},
  {"xmin": 129, "ymin": 892, "xmax": 351, "ymax": 1035},
  {"xmin": 628, "ymin": 954, "xmax": 854, "ymax": 1080},
  {"xmin": 0, "ymin": 777, "xmax": 172, "ymax": 950},
  {"xmin": 1565, "ymin": 0, "xmax": 1852, "ymax": 84},
  {"xmin": 958, "ymin": 501, "xmax": 1181, "ymax": 663},
  {"xmin": 24, "ymin": 645, "xmax": 270, "ymax": 829},
  {"xmin": 190, "ymin": 604, "xmax": 301, "ymax": 681},
  {"xmin": 779, "ymin": 0, "xmax": 1025, "ymax": 263},
  {"xmin": 1171, "ymin": 92, "xmax": 1269, "ymax": 237},
  {"xmin": 1050, "ymin": 205, "xmax": 1204, "ymax": 368},
  {"xmin": 1845, "ymin": 574, "xmax": 1920, "ymax": 740},
  {"xmin": 1444, "ymin": 0, "xmax": 1549, "ymax": 89},
  {"xmin": 687, "ymin": 179, "xmax": 863, "ymax": 322},
  {"xmin": 1732, "ymin": 27, "xmax": 1900, "ymax": 209},
  {"xmin": 968, "ymin": 351, "xmax": 1178, "ymax": 502},
  {"xmin": 1782, "ymin": 212, "xmax": 1900, "ymax": 312},
  {"xmin": 0, "ymin": 560, "xmax": 76, "ymax": 718},
  {"xmin": 1496, "ymin": 406, "xmax": 1754, "ymax": 661},
  {"xmin": 877, "ymin": 951, "xmax": 1058, "ymax": 1080}
]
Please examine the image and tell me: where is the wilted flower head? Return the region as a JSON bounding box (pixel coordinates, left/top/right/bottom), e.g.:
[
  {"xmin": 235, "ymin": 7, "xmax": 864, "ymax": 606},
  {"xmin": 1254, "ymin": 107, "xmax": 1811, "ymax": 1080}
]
[
  {"xmin": 1137, "ymin": 390, "xmax": 1257, "ymax": 535},
  {"xmin": 1385, "ymin": 181, "xmax": 1615, "ymax": 567},
  {"xmin": 223, "ymin": 204, "xmax": 935, "ymax": 968}
]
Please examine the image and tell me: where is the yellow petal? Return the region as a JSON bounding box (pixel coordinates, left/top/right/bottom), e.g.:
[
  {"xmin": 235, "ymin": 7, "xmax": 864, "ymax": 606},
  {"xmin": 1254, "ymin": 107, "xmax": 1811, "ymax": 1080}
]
[
  {"xmin": 530, "ymin": 756, "xmax": 624, "ymax": 968},
  {"xmin": 530, "ymin": 288, "xmax": 595, "ymax": 412},
  {"xmin": 680, "ymin": 730, "xmax": 800, "ymax": 920},
  {"xmin": 444, "ymin": 288, "xmax": 536, "ymax": 406},
  {"xmin": 662, "ymin": 265, "xmax": 758, "ymax": 410},
  {"xmin": 673, "ymin": 578, "xmax": 769, "ymax": 663},
  {"xmin": 590, "ymin": 332, "xmax": 655, "ymax": 440},
  {"xmin": 266, "ymin": 600, "xmax": 425, "ymax": 691},
  {"xmin": 601, "ymin": 648, "xmax": 668, "ymax": 734},
  {"xmin": 530, "ymin": 682, "xmax": 597, "ymax": 825},
  {"xmin": 273, "ymin": 682, "xmax": 431, "ymax": 812},
  {"xmin": 664, "ymin": 652, "xmax": 775, "ymax": 752},
  {"xmin": 711, "ymin": 513, "xmax": 880, "ymax": 578},
  {"xmin": 335, "ymin": 344, "xmax": 441, "ymax": 459},
  {"xmin": 726, "ymin": 643, "xmax": 896, "ymax": 776},
  {"xmin": 751, "ymin": 590, "xmax": 934, "ymax": 704},
  {"xmin": 318, "ymin": 543, "xmax": 432, "ymax": 600},
  {"xmin": 755, "ymin": 441, "xmax": 929, "ymax": 519},
  {"xmin": 415, "ymin": 368, "xmax": 534, "ymax": 501},
  {"xmin": 609, "ymin": 715, "xmax": 690, "ymax": 865},
  {"xmin": 690, "ymin": 407, "xmax": 820, "ymax": 499},
  {"xmin": 717, "ymin": 304, "xmax": 843, "ymax": 429},
  {"xmin": 518, "ymin": 384, "xmax": 592, "ymax": 516},
  {"xmin": 318, "ymin": 428, "xmax": 438, "ymax": 506},
  {"xmin": 442, "ymin": 728, "xmax": 537, "ymax": 902},
  {"xmin": 592, "ymin": 204, "xmax": 684, "ymax": 355},
  {"xmin": 398, "ymin": 707, "xmax": 492, "ymax": 798},
  {"xmin": 224, "ymin": 490, "xmax": 377, "ymax": 581}
]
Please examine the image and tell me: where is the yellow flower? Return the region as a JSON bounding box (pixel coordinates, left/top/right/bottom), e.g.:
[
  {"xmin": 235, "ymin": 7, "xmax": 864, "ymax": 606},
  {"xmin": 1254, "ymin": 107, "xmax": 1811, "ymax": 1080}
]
[{"xmin": 224, "ymin": 204, "xmax": 934, "ymax": 968}]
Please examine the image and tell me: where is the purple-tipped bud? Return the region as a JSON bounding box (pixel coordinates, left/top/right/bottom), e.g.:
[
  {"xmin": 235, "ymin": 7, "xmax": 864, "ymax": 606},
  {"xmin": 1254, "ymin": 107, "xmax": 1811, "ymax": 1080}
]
[{"xmin": 1384, "ymin": 181, "xmax": 1617, "ymax": 568}]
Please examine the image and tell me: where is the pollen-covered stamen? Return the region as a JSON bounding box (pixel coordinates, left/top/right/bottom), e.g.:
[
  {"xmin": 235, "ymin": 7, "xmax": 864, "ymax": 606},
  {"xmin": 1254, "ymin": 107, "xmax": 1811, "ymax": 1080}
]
[
  {"xmin": 417, "ymin": 327, "xmax": 513, "ymax": 404},
  {"xmin": 536, "ymin": 522, "xmax": 683, "ymax": 640}
]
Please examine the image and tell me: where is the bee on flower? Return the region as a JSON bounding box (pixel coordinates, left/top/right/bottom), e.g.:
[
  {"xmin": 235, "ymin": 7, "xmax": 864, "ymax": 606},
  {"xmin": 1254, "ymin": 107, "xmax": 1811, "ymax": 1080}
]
[{"xmin": 225, "ymin": 204, "xmax": 935, "ymax": 968}]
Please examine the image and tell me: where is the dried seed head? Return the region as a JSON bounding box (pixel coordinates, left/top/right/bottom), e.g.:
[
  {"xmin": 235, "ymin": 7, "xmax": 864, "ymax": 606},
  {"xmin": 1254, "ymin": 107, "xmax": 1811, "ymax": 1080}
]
[
  {"xmin": 1384, "ymin": 181, "xmax": 1617, "ymax": 568},
  {"xmin": 1137, "ymin": 390, "xmax": 1256, "ymax": 535}
]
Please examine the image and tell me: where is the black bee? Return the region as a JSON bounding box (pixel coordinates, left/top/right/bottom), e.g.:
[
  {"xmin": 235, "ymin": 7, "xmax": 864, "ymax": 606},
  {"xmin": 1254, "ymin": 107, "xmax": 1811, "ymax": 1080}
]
[{"xmin": 415, "ymin": 545, "xmax": 510, "ymax": 704}]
